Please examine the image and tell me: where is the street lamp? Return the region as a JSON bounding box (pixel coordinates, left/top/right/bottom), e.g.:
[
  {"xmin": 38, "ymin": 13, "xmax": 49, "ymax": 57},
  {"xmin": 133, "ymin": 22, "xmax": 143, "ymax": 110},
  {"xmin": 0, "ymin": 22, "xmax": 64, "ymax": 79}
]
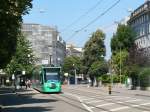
[
  {"xmin": 73, "ymin": 64, "xmax": 77, "ymax": 85},
  {"xmin": 47, "ymin": 45, "xmax": 53, "ymax": 66},
  {"xmin": 49, "ymin": 54, "xmax": 52, "ymax": 65},
  {"xmin": 119, "ymin": 45, "xmax": 122, "ymax": 86},
  {"xmin": 27, "ymin": 54, "xmax": 30, "ymax": 64}
]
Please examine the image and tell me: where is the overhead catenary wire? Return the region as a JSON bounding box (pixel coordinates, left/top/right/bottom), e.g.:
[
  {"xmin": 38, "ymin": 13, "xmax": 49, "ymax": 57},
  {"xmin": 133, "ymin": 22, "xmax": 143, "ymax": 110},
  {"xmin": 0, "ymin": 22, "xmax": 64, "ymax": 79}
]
[
  {"xmin": 61, "ymin": 0, "xmax": 104, "ymax": 33},
  {"xmin": 75, "ymin": 16, "xmax": 127, "ymax": 47},
  {"xmin": 66, "ymin": 0, "xmax": 121, "ymax": 42}
]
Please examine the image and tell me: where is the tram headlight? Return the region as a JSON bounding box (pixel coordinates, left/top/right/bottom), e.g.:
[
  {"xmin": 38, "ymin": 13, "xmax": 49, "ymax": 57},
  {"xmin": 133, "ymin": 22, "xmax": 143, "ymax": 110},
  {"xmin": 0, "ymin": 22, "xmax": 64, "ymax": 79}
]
[
  {"xmin": 44, "ymin": 83, "xmax": 49, "ymax": 87},
  {"xmin": 57, "ymin": 83, "xmax": 61, "ymax": 87}
]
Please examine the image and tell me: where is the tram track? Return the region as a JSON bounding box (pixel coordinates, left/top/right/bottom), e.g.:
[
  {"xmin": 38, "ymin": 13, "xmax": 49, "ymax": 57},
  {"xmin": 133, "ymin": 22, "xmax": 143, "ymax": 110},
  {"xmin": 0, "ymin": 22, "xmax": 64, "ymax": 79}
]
[
  {"xmin": 62, "ymin": 87, "xmax": 150, "ymax": 111},
  {"xmin": 50, "ymin": 92, "xmax": 91, "ymax": 112}
]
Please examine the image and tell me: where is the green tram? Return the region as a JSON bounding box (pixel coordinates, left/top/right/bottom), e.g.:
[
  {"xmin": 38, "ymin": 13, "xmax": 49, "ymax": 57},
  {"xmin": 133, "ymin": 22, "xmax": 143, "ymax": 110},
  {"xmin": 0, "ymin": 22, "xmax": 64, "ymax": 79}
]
[{"xmin": 31, "ymin": 65, "xmax": 62, "ymax": 93}]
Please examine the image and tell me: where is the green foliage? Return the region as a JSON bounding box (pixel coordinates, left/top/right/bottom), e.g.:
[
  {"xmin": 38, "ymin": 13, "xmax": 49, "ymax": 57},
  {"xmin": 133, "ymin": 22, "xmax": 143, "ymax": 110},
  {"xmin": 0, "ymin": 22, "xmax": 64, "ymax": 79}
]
[
  {"xmin": 139, "ymin": 67, "xmax": 150, "ymax": 87},
  {"xmin": 111, "ymin": 24, "xmax": 136, "ymax": 54},
  {"xmin": 83, "ymin": 29, "xmax": 106, "ymax": 75},
  {"xmin": 112, "ymin": 50, "xmax": 129, "ymax": 75},
  {"xmin": 111, "ymin": 24, "xmax": 136, "ymax": 77},
  {"xmin": 62, "ymin": 56, "xmax": 82, "ymax": 75},
  {"xmin": 101, "ymin": 74, "xmax": 126, "ymax": 84},
  {"xmin": 0, "ymin": 0, "xmax": 32, "ymax": 68},
  {"xmin": 89, "ymin": 60, "xmax": 108, "ymax": 78},
  {"xmin": 125, "ymin": 64, "xmax": 140, "ymax": 78},
  {"xmin": 4, "ymin": 35, "xmax": 35, "ymax": 76}
]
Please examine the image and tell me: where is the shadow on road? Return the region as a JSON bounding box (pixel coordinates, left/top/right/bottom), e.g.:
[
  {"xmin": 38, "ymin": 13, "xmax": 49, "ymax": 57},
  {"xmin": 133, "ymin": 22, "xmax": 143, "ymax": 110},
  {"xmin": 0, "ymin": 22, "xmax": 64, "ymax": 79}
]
[
  {"xmin": 0, "ymin": 87, "xmax": 58, "ymax": 112},
  {"xmin": 4, "ymin": 106, "xmax": 54, "ymax": 112}
]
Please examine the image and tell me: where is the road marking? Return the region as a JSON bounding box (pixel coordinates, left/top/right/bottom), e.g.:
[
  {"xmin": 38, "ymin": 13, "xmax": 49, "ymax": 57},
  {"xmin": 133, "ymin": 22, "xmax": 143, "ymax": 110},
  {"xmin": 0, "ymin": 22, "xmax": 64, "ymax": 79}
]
[
  {"xmin": 116, "ymin": 101, "xmax": 123, "ymax": 103},
  {"xmin": 0, "ymin": 93, "xmax": 15, "ymax": 95},
  {"xmin": 114, "ymin": 97, "xmax": 130, "ymax": 100},
  {"xmin": 94, "ymin": 103, "xmax": 114, "ymax": 108},
  {"xmin": 110, "ymin": 106, "xmax": 129, "ymax": 111},
  {"xmin": 131, "ymin": 105, "xmax": 139, "ymax": 107},
  {"xmin": 81, "ymin": 103, "xmax": 94, "ymax": 112},
  {"xmin": 105, "ymin": 96, "xmax": 120, "ymax": 98},
  {"xmin": 131, "ymin": 102, "xmax": 150, "ymax": 107},
  {"xmin": 140, "ymin": 102, "xmax": 150, "ymax": 106},
  {"xmin": 86, "ymin": 100, "xmax": 103, "ymax": 104},
  {"xmin": 82, "ymin": 98, "xmax": 95, "ymax": 101},
  {"xmin": 65, "ymin": 92, "xmax": 94, "ymax": 112},
  {"xmin": 125, "ymin": 99, "xmax": 142, "ymax": 102}
]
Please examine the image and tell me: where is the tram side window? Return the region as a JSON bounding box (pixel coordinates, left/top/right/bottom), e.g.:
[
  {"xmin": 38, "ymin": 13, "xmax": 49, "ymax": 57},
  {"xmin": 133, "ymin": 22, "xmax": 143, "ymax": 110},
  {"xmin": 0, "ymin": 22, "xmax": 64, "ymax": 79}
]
[
  {"xmin": 44, "ymin": 69, "xmax": 47, "ymax": 82},
  {"xmin": 40, "ymin": 72, "xmax": 43, "ymax": 84}
]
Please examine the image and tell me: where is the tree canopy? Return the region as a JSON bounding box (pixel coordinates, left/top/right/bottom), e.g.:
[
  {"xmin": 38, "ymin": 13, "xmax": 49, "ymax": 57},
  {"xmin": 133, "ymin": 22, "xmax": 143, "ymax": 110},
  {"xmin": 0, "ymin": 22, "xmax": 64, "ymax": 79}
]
[
  {"xmin": 0, "ymin": 0, "xmax": 32, "ymax": 68},
  {"xmin": 83, "ymin": 29, "xmax": 108, "ymax": 79},
  {"xmin": 83, "ymin": 29, "xmax": 106, "ymax": 69},
  {"xmin": 62, "ymin": 56, "xmax": 82, "ymax": 75},
  {"xmin": 111, "ymin": 24, "xmax": 136, "ymax": 55},
  {"xmin": 4, "ymin": 35, "xmax": 35, "ymax": 76},
  {"xmin": 111, "ymin": 24, "xmax": 136, "ymax": 78}
]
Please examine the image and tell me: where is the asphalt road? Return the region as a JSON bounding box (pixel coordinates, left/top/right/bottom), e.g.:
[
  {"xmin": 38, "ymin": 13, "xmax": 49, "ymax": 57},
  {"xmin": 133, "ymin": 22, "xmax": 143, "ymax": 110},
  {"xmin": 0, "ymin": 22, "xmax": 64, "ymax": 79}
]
[
  {"xmin": 0, "ymin": 85, "xmax": 150, "ymax": 112},
  {"xmin": 62, "ymin": 85, "xmax": 150, "ymax": 112}
]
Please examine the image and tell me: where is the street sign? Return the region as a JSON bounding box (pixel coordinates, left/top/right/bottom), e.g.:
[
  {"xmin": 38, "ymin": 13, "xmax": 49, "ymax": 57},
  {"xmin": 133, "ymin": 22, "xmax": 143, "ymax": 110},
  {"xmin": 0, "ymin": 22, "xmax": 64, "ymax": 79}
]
[
  {"xmin": 22, "ymin": 71, "xmax": 25, "ymax": 75},
  {"xmin": 42, "ymin": 59, "xmax": 49, "ymax": 64},
  {"xmin": 64, "ymin": 73, "xmax": 69, "ymax": 77},
  {"xmin": 12, "ymin": 74, "xmax": 15, "ymax": 80}
]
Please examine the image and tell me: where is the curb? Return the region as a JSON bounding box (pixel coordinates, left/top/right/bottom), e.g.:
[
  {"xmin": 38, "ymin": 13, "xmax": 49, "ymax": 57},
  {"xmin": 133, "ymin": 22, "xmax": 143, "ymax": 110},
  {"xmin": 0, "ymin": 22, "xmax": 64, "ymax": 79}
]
[
  {"xmin": 0, "ymin": 105, "xmax": 2, "ymax": 112},
  {"xmin": 135, "ymin": 94, "xmax": 150, "ymax": 97}
]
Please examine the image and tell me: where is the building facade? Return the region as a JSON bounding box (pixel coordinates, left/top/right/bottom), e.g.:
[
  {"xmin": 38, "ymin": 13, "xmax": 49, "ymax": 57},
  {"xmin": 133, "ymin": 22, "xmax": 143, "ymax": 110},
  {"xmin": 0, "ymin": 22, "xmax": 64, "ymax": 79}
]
[
  {"xmin": 66, "ymin": 44, "xmax": 83, "ymax": 57},
  {"xmin": 128, "ymin": 1, "xmax": 150, "ymax": 64},
  {"xmin": 22, "ymin": 23, "xmax": 66, "ymax": 66}
]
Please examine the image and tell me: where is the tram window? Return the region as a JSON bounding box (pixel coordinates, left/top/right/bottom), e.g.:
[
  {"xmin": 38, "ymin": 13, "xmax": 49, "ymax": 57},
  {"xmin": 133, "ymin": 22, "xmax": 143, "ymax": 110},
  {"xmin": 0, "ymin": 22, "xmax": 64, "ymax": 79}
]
[
  {"xmin": 46, "ymin": 73, "xmax": 59, "ymax": 81},
  {"xmin": 40, "ymin": 73, "xmax": 43, "ymax": 84},
  {"xmin": 44, "ymin": 69, "xmax": 47, "ymax": 82}
]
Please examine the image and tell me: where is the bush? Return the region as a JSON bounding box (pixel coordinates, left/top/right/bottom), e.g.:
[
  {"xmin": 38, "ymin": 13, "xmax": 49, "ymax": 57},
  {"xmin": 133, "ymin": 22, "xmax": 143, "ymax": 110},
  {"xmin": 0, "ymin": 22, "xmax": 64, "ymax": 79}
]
[
  {"xmin": 139, "ymin": 68, "xmax": 150, "ymax": 87},
  {"xmin": 101, "ymin": 74, "xmax": 126, "ymax": 84}
]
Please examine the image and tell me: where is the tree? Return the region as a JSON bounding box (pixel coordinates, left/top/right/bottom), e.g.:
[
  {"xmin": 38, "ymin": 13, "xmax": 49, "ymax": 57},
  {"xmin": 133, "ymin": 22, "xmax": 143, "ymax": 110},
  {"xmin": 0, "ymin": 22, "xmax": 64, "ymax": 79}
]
[
  {"xmin": 0, "ymin": 0, "xmax": 32, "ymax": 68},
  {"xmin": 4, "ymin": 34, "xmax": 35, "ymax": 77},
  {"xmin": 111, "ymin": 50, "xmax": 129, "ymax": 75},
  {"xmin": 89, "ymin": 60, "xmax": 108, "ymax": 86},
  {"xmin": 62, "ymin": 56, "xmax": 82, "ymax": 75},
  {"xmin": 83, "ymin": 29, "xmax": 106, "ymax": 86},
  {"xmin": 111, "ymin": 24, "xmax": 136, "ymax": 82},
  {"xmin": 111, "ymin": 24, "xmax": 135, "ymax": 55}
]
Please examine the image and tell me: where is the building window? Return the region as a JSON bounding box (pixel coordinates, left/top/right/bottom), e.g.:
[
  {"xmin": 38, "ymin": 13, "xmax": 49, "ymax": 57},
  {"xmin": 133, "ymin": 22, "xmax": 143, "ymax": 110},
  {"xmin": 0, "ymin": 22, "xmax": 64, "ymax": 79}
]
[{"xmin": 149, "ymin": 23, "xmax": 150, "ymax": 33}]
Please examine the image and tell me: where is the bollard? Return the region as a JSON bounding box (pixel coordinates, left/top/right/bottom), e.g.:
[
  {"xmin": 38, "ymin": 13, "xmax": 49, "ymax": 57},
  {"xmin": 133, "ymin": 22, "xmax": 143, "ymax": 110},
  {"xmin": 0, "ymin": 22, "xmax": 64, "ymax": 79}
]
[{"xmin": 108, "ymin": 85, "xmax": 111, "ymax": 95}]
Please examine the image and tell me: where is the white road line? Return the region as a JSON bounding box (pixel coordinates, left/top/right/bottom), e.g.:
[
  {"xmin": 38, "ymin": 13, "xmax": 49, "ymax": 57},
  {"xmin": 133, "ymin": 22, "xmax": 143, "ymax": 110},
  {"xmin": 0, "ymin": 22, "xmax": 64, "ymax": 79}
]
[
  {"xmin": 130, "ymin": 102, "xmax": 150, "ymax": 107},
  {"xmin": 0, "ymin": 93, "xmax": 15, "ymax": 95},
  {"xmin": 82, "ymin": 98, "xmax": 95, "ymax": 101},
  {"xmin": 81, "ymin": 103, "xmax": 94, "ymax": 112},
  {"xmin": 64, "ymin": 92, "xmax": 94, "ymax": 112},
  {"xmin": 105, "ymin": 96, "xmax": 120, "ymax": 98},
  {"xmin": 116, "ymin": 101, "xmax": 123, "ymax": 103},
  {"xmin": 140, "ymin": 102, "xmax": 150, "ymax": 106},
  {"xmin": 131, "ymin": 105, "xmax": 139, "ymax": 107},
  {"xmin": 110, "ymin": 106, "xmax": 129, "ymax": 111},
  {"xmin": 86, "ymin": 100, "xmax": 103, "ymax": 104},
  {"xmin": 125, "ymin": 99, "xmax": 142, "ymax": 102},
  {"xmin": 96, "ymin": 103, "xmax": 114, "ymax": 107},
  {"xmin": 114, "ymin": 97, "xmax": 130, "ymax": 100}
]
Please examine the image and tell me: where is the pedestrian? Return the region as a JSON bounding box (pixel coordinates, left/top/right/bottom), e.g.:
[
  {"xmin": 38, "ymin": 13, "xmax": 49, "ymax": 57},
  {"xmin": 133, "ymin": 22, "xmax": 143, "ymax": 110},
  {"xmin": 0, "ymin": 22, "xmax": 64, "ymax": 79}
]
[
  {"xmin": 28, "ymin": 79, "xmax": 31, "ymax": 88},
  {"xmin": 25, "ymin": 80, "xmax": 28, "ymax": 89}
]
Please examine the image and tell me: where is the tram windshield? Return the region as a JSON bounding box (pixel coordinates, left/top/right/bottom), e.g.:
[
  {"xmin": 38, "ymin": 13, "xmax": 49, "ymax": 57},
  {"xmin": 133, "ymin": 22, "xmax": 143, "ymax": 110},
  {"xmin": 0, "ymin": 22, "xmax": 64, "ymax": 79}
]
[{"xmin": 46, "ymin": 72, "xmax": 59, "ymax": 81}]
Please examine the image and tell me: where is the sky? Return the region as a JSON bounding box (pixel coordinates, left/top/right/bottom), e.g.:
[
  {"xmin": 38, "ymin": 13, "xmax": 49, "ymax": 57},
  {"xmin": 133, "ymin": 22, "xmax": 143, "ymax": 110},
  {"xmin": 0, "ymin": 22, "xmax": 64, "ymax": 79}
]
[{"xmin": 23, "ymin": 0, "xmax": 145, "ymax": 60}]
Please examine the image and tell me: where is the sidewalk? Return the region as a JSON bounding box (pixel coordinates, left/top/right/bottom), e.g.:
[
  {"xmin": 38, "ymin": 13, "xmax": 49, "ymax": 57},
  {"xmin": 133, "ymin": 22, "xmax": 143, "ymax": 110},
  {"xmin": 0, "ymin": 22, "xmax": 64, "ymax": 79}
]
[
  {"xmin": 94, "ymin": 85, "xmax": 150, "ymax": 97},
  {"xmin": 0, "ymin": 87, "xmax": 14, "ymax": 112},
  {"xmin": 76, "ymin": 84, "xmax": 150, "ymax": 97},
  {"xmin": 0, "ymin": 87, "xmax": 37, "ymax": 112}
]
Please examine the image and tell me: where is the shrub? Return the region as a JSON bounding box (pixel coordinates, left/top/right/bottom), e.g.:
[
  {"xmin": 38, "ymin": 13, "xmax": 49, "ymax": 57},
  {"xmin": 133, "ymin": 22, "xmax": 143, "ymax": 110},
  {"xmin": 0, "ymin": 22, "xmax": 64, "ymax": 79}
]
[{"xmin": 139, "ymin": 68, "xmax": 150, "ymax": 87}]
